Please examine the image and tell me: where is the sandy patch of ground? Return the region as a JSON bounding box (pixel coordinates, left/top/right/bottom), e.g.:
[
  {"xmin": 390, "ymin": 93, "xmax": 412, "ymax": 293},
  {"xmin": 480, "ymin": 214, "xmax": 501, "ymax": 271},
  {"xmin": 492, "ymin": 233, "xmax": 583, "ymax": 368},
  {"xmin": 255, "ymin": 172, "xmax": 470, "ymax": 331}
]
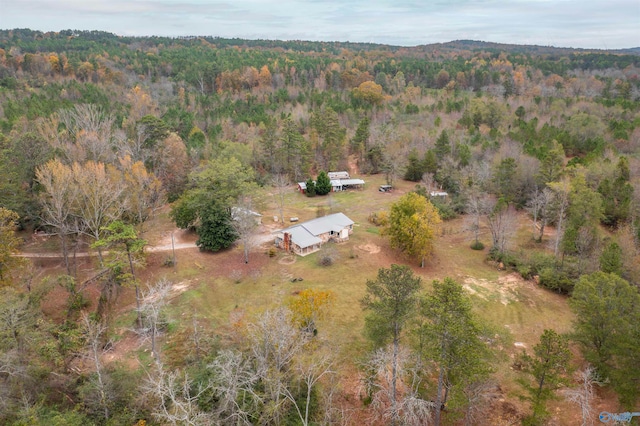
[
  {"xmin": 357, "ymin": 243, "xmax": 381, "ymax": 254},
  {"xmin": 278, "ymin": 255, "xmax": 296, "ymax": 265},
  {"xmin": 462, "ymin": 273, "xmax": 524, "ymax": 305}
]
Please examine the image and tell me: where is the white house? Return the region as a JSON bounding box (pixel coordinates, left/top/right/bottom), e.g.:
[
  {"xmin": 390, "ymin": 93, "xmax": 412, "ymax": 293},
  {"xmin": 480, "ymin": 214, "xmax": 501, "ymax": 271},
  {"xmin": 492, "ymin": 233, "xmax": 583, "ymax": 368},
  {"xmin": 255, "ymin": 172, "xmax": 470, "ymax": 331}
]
[{"xmin": 274, "ymin": 213, "xmax": 354, "ymax": 256}]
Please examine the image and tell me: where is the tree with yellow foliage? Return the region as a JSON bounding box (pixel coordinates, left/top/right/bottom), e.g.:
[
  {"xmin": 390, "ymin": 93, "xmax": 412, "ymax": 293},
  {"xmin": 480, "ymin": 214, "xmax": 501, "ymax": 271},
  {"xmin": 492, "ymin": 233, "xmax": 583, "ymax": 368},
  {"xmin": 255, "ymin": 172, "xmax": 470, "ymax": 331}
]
[
  {"xmin": 287, "ymin": 288, "xmax": 335, "ymax": 333},
  {"xmin": 352, "ymin": 80, "xmax": 385, "ymax": 107},
  {"xmin": 384, "ymin": 192, "xmax": 441, "ymax": 267}
]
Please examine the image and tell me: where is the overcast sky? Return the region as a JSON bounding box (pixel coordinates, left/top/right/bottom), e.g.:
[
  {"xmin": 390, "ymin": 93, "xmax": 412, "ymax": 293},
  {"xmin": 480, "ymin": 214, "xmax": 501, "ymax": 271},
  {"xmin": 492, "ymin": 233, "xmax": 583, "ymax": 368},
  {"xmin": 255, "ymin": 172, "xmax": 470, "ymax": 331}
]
[{"xmin": 1, "ymin": 0, "xmax": 639, "ymax": 49}]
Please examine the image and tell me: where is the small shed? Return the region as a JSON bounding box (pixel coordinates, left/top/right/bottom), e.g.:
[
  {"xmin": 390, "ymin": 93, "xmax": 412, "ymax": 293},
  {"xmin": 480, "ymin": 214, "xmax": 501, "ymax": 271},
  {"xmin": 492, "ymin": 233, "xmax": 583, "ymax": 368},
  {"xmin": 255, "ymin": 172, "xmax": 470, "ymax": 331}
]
[{"xmin": 429, "ymin": 191, "xmax": 449, "ymax": 198}]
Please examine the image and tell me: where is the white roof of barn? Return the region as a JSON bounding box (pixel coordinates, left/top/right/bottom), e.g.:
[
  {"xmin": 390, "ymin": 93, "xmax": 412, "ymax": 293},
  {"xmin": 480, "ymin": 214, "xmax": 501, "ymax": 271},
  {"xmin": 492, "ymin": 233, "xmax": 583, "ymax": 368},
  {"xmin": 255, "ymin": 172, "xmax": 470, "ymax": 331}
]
[
  {"xmin": 277, "ymin": 213, "xmax": 354, "ymax": 249},
  {"xmin": 339, "ymin": 179, "xmax": 365, "ymax": 186}
]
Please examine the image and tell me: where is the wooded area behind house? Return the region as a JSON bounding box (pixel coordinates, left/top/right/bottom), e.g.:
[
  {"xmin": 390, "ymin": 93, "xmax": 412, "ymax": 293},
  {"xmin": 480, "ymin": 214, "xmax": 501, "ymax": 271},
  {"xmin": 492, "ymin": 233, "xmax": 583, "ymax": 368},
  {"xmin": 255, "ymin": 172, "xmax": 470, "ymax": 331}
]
[{"xmin": 0, "ymin": 28, "xmax": 639, "ymax": 425}]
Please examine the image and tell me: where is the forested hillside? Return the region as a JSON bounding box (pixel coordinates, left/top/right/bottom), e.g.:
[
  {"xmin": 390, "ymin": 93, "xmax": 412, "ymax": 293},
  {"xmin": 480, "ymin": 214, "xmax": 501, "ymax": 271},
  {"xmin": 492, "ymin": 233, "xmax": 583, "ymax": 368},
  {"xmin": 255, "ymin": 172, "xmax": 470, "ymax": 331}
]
[{"xmin": 0, "ymin": 28, "xmax": 639, "ymax": 425}]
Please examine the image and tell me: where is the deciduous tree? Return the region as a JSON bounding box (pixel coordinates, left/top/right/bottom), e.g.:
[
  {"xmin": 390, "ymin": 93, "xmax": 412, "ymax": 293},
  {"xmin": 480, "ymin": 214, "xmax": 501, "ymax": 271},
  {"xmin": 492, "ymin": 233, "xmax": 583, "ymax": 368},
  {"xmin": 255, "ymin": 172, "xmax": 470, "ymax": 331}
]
[
  {"xmin": 287, "ymin": 288, "xmax": 335, "ymax": 333},
  {"xmin": 384, "ymin": 193, "xmax": 441, "ymax": 267},
  {"xmin": 36, "ymin": 159, "xmax": 80, "ymax": 275}
]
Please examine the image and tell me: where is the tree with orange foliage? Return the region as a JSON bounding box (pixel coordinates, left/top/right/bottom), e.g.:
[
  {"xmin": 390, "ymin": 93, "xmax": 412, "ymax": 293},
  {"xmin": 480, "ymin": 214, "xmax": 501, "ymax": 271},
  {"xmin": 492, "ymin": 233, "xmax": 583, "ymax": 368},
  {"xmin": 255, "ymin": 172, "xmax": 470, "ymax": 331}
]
[{"xmin": 258, "ymin": 65, "xmax": 272, "ymax": 89}]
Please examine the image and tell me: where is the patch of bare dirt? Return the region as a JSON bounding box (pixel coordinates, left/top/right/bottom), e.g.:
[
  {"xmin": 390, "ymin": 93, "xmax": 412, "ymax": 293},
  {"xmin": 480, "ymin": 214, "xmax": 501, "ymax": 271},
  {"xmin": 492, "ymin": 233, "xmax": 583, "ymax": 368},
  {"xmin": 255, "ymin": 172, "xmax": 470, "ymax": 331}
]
[
  {"xmin": 278, "ymin": 255, "xmax": 296, "ymax": 265},
  {"xmin": 463, "ymin": 273, "xmax": 525, "ymax": 305},
  {"xmin": 102, "ymin": 331, "xmax": 143, "ymax": 370},
  {"xmin": 357, "ymin": 243, "xmax": 381, "ymax": 254}
]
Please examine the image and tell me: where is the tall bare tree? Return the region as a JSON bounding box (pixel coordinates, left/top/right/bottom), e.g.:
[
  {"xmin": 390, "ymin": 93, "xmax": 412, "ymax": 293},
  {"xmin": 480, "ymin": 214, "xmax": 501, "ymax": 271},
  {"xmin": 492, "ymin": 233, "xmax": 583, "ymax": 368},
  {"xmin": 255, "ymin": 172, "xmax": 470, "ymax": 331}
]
[
  {"xmin": 564, "ymin": 367, "xmax": 602, "ymax": 426},
  {"xmin": 526, "ymin": 187, "xmax": 554, "ymax": 242},
  {"xmin": 80, "ymin": 313, "xmax": 112, "ymax": 420},
  {"xmin": 248, "ymin": 308, "xmax": 308, "ymax": 425},
  {"xmin": 232, "ymin": 197, "xmax": 260, "ymax": 264},
  {"xmin": 272, "ymin": 173, "xmax": 289, "ymax": 226},
  {"xmin": 364, "ymin": 345, "xmax": 433, "ymax": 426},
  {"xmin": 486, "ymin": 198, "xmax": 517, "ymax": 255},
  {"xmin": 143, "ymin": 365, "xmax": 213, "ymax": 426},
  {"xmin": 282, "ymin": 350, "xmax": 335, "ymax": 426},
  {"xmin": 548, "ymin": 177, "xmax": 571, "ymax": 257},
  {"xmin": 58, "ymin": 104, "xmax": 117, "ymax": 164},
  {"xmin": 139, "ymin": 278, "xmax": 171, "ymax": 359},
  {"xmin": 208, "ymin": 350, "xmax": 261, "ymax": 424}
]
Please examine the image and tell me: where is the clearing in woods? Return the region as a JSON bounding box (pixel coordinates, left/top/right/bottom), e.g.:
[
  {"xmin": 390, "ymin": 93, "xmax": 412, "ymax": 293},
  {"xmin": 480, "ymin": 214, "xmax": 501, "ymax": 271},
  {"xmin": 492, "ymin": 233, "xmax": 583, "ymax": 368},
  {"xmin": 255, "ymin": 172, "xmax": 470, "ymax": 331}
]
[{"xmin": 28, "ymin": 174, "xmax": 579, "ymax": 424}]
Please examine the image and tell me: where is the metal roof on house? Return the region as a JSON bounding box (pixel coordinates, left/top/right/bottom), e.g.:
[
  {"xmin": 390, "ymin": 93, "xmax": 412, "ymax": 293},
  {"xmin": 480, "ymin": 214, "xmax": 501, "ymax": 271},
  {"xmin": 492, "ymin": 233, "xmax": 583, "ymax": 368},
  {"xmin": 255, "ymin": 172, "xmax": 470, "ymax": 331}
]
[
  {"xmin": 301, "ymin": 213, "xmax": 354, "ymax": 236},
  {"xmin": 277, "ymin": 213, "xmax": 354, "ymax": 249},
  {"xmin": 285, "ymin": 226, "xmax": 323, "ymax": 248}
]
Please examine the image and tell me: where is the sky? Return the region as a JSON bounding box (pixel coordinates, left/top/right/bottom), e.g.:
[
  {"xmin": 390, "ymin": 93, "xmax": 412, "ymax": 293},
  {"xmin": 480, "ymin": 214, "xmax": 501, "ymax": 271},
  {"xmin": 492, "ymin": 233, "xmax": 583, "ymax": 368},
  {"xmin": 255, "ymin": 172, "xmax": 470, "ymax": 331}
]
[{"xmin": 1, "ymin": 0, "xmax": 639, "ymax": 49}]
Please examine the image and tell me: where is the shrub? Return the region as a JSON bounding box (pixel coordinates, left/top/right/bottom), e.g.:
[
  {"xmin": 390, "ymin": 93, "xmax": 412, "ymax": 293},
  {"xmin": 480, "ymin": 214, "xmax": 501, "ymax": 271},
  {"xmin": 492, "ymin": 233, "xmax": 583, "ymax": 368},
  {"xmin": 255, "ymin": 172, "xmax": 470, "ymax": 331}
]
[
  {"xmin": 317, "ymin": 246, "xmax": 339, "ymax": 267},
  {"xmin": 405, "ymin": 103, "xmax": 419, "ymax": 114},
  {"xmin": 538, "ymin": 267, "xmax": 576, "ymax": 294},
  {"xmin": 470, "ymin": 241, "xmax": 485, "ymax": 250},
  {"xmin": 368, "ymin": 211, "xmax": 388, "ymax": 226}
]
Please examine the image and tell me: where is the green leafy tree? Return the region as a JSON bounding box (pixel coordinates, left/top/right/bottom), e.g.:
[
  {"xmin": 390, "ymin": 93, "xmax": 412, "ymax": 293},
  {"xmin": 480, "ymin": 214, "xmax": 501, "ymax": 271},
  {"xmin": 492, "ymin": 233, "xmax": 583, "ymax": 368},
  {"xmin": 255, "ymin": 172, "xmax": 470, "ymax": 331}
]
[
  {"xmin": 196, "ymin": 201, "xmax": 238, "ymax": 252},
  {"xmin": 361, "ymin": 265, "xmax": 421, "ymax": 425},
  {"xmin": 384, "ymin": 192, "xmax": 442, "ymax": 267},
  {"xmin": 93, "ymin": 221, "xmax": 146, "ymax": 327},
  {"xmin": 280, "ymin": 118, "xmax": 310, "ymax": 181},
  {"xmin": 598, "ymin": 156, "xmax": 633, "ymax": 228},
  {"xmin": 519, "ymin": 329, "xmax": 571, "ymax": 422},
  {"xmin": 599, "ymin": 242, "xmax": 623, "ymax": 275},
  {"xmin": 418, "ymin": 277, "xmax": 491, "ymax": 426},
  {"xmin": 350, "ymin": 116, "xmax": 370, "ymax": 159},
  {"xmin": 562, "ymin": 172, "xmax": 603, "ymax": 256},
  {"xmin": 170, "ymin": 157, "xmax": 257, "ymax": 252},
  {"xmin": 536, "ymin": 140, "xmax": 564, "ymax": 187},
  {"xmin": 404, "ymin": 149, "xmax": 425, "ymax": 182},
  {"xmin": 569, "ymin": 271, "xmax": 640, "ymax": 406},
  {"xmin": 304, "ymin": 177, "xmax": 316, "ymax": 197},
  {"xmin": 315, "ymin": 171, "xmax": 332, "ymax": 196},
  {"xmin": 310, "ymin": 108, "xmax": 346, "ymax": 171},
  {"xmin": 423, "ymin": 149, "xmax": 438, "ymax": 175},
  {"xmin": 492, "ymin": 158, "xmax": 518, "ymax": 204},
  {"xmin": 434, "ymin": 130, "xmax": 451, "ymax": 163}
]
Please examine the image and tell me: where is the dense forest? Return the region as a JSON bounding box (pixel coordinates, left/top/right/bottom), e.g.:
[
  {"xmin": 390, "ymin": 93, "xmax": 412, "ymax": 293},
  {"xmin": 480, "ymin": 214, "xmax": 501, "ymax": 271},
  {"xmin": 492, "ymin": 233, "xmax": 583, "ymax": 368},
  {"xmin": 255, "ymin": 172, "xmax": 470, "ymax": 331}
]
[{"xmin": 0, "ymin": 28, "xmax": 639, "ymax": 425}]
